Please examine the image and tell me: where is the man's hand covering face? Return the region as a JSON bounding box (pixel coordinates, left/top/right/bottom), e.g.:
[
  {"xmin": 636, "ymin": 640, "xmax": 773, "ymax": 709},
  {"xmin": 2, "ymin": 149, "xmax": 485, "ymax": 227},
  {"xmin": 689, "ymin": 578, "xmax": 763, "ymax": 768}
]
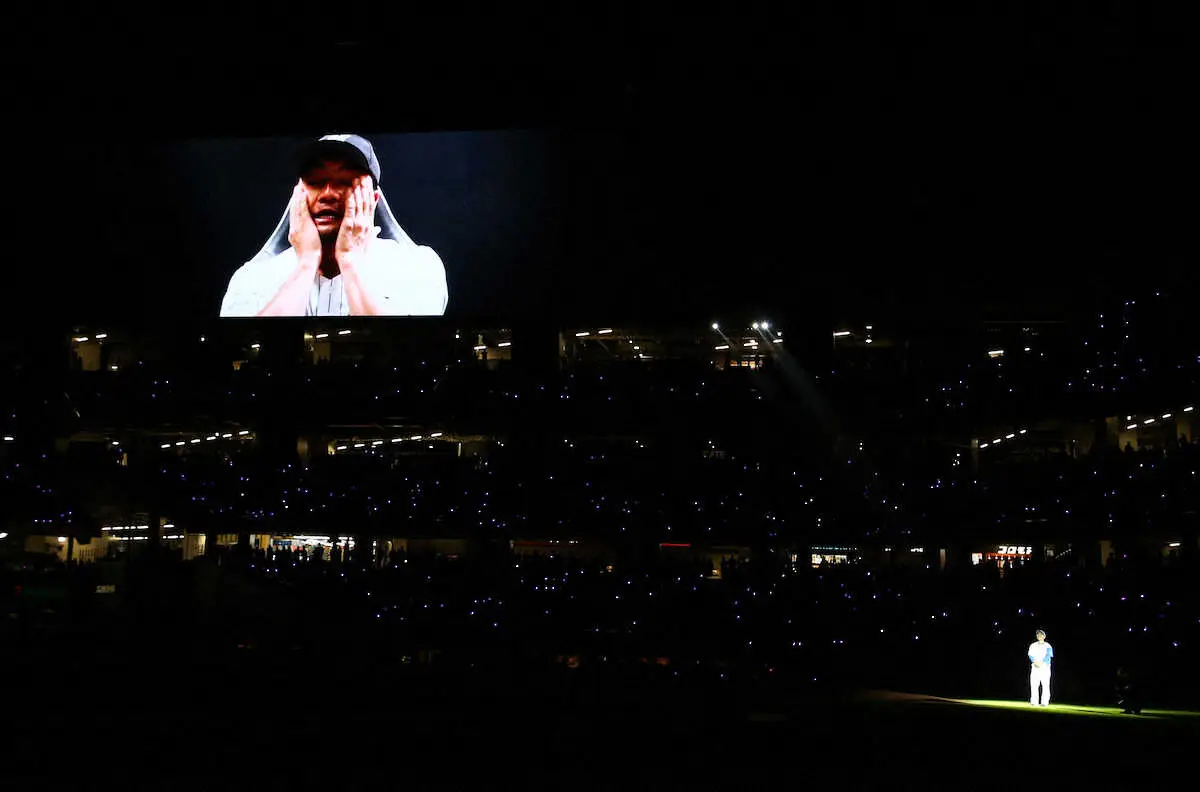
[
  {"xmin": 335, "ymin": 175, "xmax": 381, "ymax": 268},
  {"xmin": 288, "ymin": 180, "xmax": 323, "ymax": 261}
]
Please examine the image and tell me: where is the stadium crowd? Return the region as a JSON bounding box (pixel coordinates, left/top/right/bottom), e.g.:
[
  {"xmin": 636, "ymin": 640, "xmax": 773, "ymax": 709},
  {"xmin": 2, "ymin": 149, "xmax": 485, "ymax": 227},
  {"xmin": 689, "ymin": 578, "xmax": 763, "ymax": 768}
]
[{"xmin": 2, "ymin": 298, "xmax": 1196, "ymax": 712}]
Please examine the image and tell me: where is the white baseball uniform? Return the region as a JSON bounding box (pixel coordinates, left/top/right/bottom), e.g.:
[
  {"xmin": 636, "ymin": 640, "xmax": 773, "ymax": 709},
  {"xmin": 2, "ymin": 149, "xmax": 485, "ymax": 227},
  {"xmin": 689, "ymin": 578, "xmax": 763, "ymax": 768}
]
[
  {"xmin": 220, "ymin": 239, "xmax": 448, "ymax": 317},
  {"xmin": 1028, "ymin": 640, "xmax": 1053, "ymax": 705},
  {"xmin": 222, "ymin": 184, "xmax": 448, "ymax": 317}
]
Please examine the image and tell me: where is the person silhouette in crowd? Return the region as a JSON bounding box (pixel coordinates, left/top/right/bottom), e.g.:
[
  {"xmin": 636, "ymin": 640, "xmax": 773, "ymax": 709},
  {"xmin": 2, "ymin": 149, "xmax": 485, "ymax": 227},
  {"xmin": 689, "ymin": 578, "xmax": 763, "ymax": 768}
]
[{"xmin": 1116, "ymin": 666, "xmax": 1142, "ymax": 714}]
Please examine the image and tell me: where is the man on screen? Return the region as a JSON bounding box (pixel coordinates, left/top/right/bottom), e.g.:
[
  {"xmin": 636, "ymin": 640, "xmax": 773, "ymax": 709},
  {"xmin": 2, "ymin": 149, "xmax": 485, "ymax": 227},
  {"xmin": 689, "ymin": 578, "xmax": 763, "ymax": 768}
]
[
  {"xmin": 220, "ymin": 134, "xmax": 448, "ymax": 317},
  {"xmin": 1028, "ymin": 629, "xmax": 1053, "ymax": 707}
]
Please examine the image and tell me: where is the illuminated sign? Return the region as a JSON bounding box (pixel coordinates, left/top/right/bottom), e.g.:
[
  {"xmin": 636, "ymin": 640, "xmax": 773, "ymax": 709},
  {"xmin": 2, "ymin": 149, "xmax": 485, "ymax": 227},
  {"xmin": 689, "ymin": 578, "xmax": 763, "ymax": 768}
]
[{"xmin": 992, "ymin": 545, "xmax": 1032, "ymax": 556}]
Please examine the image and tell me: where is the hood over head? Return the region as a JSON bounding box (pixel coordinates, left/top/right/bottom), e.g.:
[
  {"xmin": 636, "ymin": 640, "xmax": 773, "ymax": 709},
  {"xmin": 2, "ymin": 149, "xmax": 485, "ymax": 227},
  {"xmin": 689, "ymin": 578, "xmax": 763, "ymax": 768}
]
[{"xmin": 249, "ymin": 134, "xmax": 416, "ymax": 265}]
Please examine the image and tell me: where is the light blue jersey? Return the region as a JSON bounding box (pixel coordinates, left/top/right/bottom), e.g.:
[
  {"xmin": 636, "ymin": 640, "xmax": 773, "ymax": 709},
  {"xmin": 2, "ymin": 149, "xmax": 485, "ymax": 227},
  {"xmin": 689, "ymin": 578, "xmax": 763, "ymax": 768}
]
[{"xmin": 1028, "ymin": 641, "xmax": 1053, "ymax": 665}]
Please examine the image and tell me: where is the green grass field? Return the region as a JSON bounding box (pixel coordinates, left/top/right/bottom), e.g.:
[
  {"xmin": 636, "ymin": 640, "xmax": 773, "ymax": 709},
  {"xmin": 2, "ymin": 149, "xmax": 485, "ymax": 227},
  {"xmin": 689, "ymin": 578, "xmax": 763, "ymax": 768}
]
[
  {"xmin": 8, "ymin": 679, "xmax": 1200, "ymax": 789},
  {"xmin": 947, "ymin": 697, "xmax": 1200, "ymax": 720},
  {"xmin": 857, "ymin": 690, "xmax": 1200, "ymax": 720}
]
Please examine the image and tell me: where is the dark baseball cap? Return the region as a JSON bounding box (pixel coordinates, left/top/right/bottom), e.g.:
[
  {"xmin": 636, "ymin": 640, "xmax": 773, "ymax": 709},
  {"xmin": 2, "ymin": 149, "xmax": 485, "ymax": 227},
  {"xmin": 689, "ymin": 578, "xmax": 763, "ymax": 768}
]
[{"xmin": 295, "ymin": 134, "xmax": 381, "ymax": 185}]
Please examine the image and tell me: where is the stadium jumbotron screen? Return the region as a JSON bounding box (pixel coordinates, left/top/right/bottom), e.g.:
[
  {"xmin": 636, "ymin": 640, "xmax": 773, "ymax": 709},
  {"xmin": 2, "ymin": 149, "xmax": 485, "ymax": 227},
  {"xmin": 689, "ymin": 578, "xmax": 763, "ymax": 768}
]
[{"xmin": 65, "ymin": 130, "xmax": 563, "ymax": 323}]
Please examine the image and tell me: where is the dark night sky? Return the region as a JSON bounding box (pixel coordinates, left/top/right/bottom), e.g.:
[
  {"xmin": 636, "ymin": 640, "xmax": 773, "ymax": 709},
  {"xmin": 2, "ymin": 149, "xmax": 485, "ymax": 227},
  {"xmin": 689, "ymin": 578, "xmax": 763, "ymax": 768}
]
[{"xmin": 10, "ymin": 6, "xmax": 1194, "ymax": 331}]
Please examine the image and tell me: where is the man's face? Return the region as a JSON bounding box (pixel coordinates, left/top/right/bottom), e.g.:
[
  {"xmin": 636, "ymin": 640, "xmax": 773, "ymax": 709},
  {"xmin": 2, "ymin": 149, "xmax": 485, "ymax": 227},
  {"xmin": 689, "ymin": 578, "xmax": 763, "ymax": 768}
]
[
  {"xmin": 300, "ymin": 158, "xmax": 374, "ymax": 240},
  {"xmin": 1036, "ymin": 633, "xmax": 1045, "ymax": 643}
]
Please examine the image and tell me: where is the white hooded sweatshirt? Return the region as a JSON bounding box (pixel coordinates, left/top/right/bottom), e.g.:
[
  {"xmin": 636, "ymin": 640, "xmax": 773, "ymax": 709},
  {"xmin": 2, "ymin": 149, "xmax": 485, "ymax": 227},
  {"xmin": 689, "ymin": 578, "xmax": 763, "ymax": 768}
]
[{"xmin": 220, "ymin": 181, "xmax": 447, "ymax": 317}]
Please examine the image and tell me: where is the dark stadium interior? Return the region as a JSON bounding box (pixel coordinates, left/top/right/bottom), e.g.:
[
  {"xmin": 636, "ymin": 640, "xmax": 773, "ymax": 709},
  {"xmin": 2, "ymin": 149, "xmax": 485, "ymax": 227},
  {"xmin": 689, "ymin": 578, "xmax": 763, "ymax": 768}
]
[{"xmin": 3, "ymin": 7, "xmax": 1197, "ymax": 790}]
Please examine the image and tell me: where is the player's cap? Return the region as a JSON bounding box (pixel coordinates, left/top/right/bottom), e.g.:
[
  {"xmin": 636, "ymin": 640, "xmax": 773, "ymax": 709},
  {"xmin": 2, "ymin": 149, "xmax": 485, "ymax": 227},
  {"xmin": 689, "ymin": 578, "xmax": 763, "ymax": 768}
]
[
  {"xmin": 1035, "ymin": 629, "xmax": 1046, "ymax": 638},
  {"xmin": 295, "ymin": 134, "xmax": 381, "ymax": 185}
]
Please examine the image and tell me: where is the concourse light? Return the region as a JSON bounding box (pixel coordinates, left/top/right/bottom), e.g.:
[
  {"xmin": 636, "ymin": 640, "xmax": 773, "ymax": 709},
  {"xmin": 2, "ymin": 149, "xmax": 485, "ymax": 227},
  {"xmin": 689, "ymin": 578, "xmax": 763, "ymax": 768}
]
[
  {"xmin": 715, "ymin": 344, "xmax": 729, "ymax": 351},
  {"xmin": 774, "ymin": 338, "xmax": 783, "ymax": 344},
  {"xmin": 206, "ymin": 436, "xmax": 217, "ymax": 441},
  {"xmin": 980, "ymin": 442, "xmax": 990, "ymax": 448},
  {"xmin": 111, "ymin": 441, "xmax": 120, "ymax": 446},
  {"xmin": 391, "ymin": 438, "xmax": 403, "ymax": 443},
  {"xmin": 191, "ymin": 439, "xmax": 201, "ymax": 444},
  {"xmin": 336, "ymin": 445, "xmax": 347, "ymax": 451},
  {"xmin": 865, "ymin": 339, "xmax": 873, "ymax": 344},
  {"xmin": 353, "ymin": 443, "xmax": 365, "ymax": 448},
  {"xmin": 338, "ymin": 330, "xmax": 352, "ymax": 335},
  {"xmin": 95, "ymin": 333, "xmax": 108, "ymax": 340},
  {"xmin": 315, "ymin": 333, "xmax": 329, "ymax": 339},
  {"xmin": 110, "ymin": 365, "xmax": 119, "ymax": 371},
  {"xmin": 1019, "ymin": 429, "xmax": 1028, "ymax": 435},
  {"xmin": 238, "ymin": 430, "xmax": 249, "ymax": 435},
  {"xmin": 993, "ymin": 438, "xmax": 1003, "ymax": 444},
  {"xmin": 73, "ymin": 336, "xmax": 89, "ymax": 343},
  {"xmin": 1169, "ymin": 542, "xmax": 1181, "ymax": 548},
  {"xmin": 988, "ymin": 349, "xmax": 1004, "ymax": 358},
  {"xmin": 1144, "ymin": 419, "xmax": 1155, "ymax": 425},
  {"xmin": 411, "ymin": 435, "xmax": 423, "ymax": 441},
  {"xmin": 175, "ymin": 441, "xmax": 185, "ymax": 446},
  {"xmin": 752, "ymin": 322, "xmax": 760, "ymax": 330},
  {"xmin": 598, "ymin": 328, "xmax": 613, "ymax": 334},
  {"xmin": 498, "ymin": 341, "xmax": 511, "ymax": 348},
  {"xmin": 221, "ymin": 433, "xmax": 232, "ymax": 438},
  {"xmin": 1006, "ymin": 433, "xmax": 1015, "ymax": 439},
  {"xmin": 58, "ymin": 537, "xmax": 67, "ymax": 543},
  {"xmin": 711, "ymin": 323, "xmax": 720, "ymax": 330},
  {"xmin": 833, "ymin": 331, "xmax": 851, "ymax": 338},
  {"xmin": 372, "ymin": 440, "xmax": 384, "ymax": 446},
  {"xmin": 0, "ymin": 532, "xmax": 8, "ymax": 540},
  {"xmin": 2, "ymin": 436, "xmax": 12, "ymax": 442},
  {"xmin": 1184, "ymin": 406, "xmax": 1194, "ymax": 412},
  {"xmin": 161, "ymin": 443, "xmax": 171, "ymax": 449},
  {"xmin": 1126, "ymin": 424, "xmax": 1138, "ymax": 430},
  {"xmin": 251, "ymin": 343, "xmax": 260, "ymax": 349},
  {"xmin": 761, "ymin": 321, "xmax": 770, "ymax": 330},
  {"xmin": 1161, "ymin": 413, "xmax": 1172, "ymax": 419},
  {"xmin": 430, "ymin": 432, "xmax": 443, "ymax": 438},
  {"xmin": 865, "ymin": 325, "xmax": 873, "ymax": 330},
  {"xmin": 575, "ymin": 331, "xmax": 589, "ymax": 337},
  {"xmin": 473, "ymin": 345, "xmax": 487, "ymax": 351}
]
